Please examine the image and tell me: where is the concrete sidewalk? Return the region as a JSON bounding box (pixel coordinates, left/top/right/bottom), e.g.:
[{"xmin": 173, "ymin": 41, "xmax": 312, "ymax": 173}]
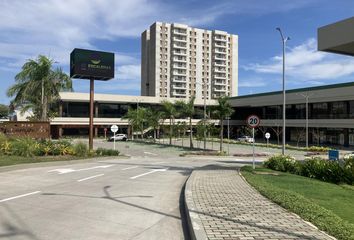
[{"xmin": 184, "ymin": 168, "xmax": 335, "ymax": 240}]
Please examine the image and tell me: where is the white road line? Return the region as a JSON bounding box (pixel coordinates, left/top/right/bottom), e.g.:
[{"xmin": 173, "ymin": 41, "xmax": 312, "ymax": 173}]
[
  {"xmin": 151, "ymin": 161, "xmax": 166, "ymax": 164},
  {"xmin": 48, "ymin": 165, "xmax": 113, "ymax": 174},
  {"xmin": 121, "ymin": 166, "xmax": 139, "ymax": 170},
  {"xmin": 144, "ymin": 151, "xmax": 158, "ymax": 156},
  {"xmin": 130, "ymin": 168, "xmax": 168, "ymax": 180},
  {"xmin": 77, "ymin": 174, "xmax": 104, "ymax": 182},
  {"xmin": 0, "ymin": 191, "xmax": 41, "ymax": 203}
]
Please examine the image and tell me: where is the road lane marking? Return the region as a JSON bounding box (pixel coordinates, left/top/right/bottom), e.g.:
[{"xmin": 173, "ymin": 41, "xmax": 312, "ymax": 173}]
[
  {"xmin": 0, "ymin": 191, "xmax": 41, "ymax": 203},
  {"xmin": 130, "ymin": 169, "xmax": 168, "ymax": 179},
  {"xmin": 144, "ymin": 151, "xmax": 158, "ymax": 155},
  {"xmin": 122, "ymin": 166, "xmax": 139, "ymax": 170},
  {"xmin": 151, "ymin": 161, "xmax": 166, "ymax": 164},
  {"xmin": 48, "ymin": 165, "xmax": 113, "ymax": 174},
  {"xmin": 77, "ymin": 174, "xmax": 104, "ymax": 182}
]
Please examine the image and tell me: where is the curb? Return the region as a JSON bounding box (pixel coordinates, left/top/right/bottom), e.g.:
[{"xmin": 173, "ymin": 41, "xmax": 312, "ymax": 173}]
[{"xmin": 184, "ymin": 171, "xmax": 208, "ymax": 240}]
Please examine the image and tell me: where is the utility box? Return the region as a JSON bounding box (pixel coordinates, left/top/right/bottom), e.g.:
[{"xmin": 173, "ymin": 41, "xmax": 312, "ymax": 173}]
[{"xmin": 328, "ymin": 150, "xmax": 339, "ymax": 161}]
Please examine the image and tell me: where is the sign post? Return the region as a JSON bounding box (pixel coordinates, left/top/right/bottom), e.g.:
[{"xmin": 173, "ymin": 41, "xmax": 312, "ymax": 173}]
[
  {"xmin": 70, "ymin": 48, "xmax": 115, "ymax": 150},
  {"xmin": 111, "ymin": 125, "xmax": 119, "ymax": 150},
  {"xmin": 265, "ymin": 132, "xmax": 271, "ymax": 148},
  {"xmin": 247, "ymin": 115, "xmax": 260, "ymax": 169}
]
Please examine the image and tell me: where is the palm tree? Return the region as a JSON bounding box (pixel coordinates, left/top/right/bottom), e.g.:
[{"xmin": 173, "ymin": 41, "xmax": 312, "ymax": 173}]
[
  {"xmin": 123, "ymin": 108, "xmax": 138, "ymax": 140},
  {"xmin": 123, "ymin": 107, "xmax": 147, "ymax": 140},
  {"xmin": 136, "ymin": 107, "xmax": 147, "ymax": 140},
  {"xmin": 7, "ymin": 55, "xmax": 72, "ymax": 121},
  {"xmin": 161, "ymin": 100, "xmax": 176, "ymax": 145},
  {"xmin": 175, "ymin": 96, "xmax": 195, "ymax": 149},
  {"xmin": 146, "ymin": 108, "xmax": 162, "ymax": 141},
  {"xmin": 212, "ymin": 96, "xmax": 234, "ymax": 152}
]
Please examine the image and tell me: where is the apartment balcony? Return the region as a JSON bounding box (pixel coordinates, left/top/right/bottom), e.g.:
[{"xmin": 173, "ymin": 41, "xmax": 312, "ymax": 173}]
[
  {"xmin": 213, "ymin": 87, "xmax": 227, "ymax": 92},
  {"xmin": 214, "ymin": 67, "xmax": 226, "ymax": 73},
  {"xmin": 171, "ymin": 84, "xmax": 187, "ymax": 90},
  {"xmin": 173, "ymin": 57, "xmax": 187, "ymax": 63},
  {"xmin": 173, "ymin": 43, "xmax": 187, "ymax": 49},
  {"xmin": 172, "ymin": 50, "xmax": 187, "ymax": 56},
  {"xmin": 215, "ymin": 55, "xmax": 226, "ymax": 60},
  {"xmin": 171, "ymin": 77, "xmax": 186, "ymax": 83},
  {"xmin": 172, "ymin": 64, "xmax": 187, "ymax": 69},
  {"xmin": 214, "ymin": 42, "xmax": 227, "ymax": 48},
  {"xmin": 214, "ymin": 36, "xmax": 227, "ymax": 42},
  {"xmin": 172, "ymin": 71, "xmax": 187, "ymax": 76},
  {"xmin": 214, "ymin": 74, "xmax": 227, "ymax": 79},
  {"xmin": 214, "ymin": 61, "xmax": 226, "ymax": 67},
  {"xmin": 172, "ymin": 91, "xmax": 187, "ymax": 96},
  {"xmin": 173, "ymin": 29, "xmax": 187, "ymax": 36},
  {"xmin": 173, "ymin": 37, "xmax": 187, "ymax": 42},
  {"xmin": 214, "ymin": 48, "xmax": 227, "ymax": 54}
]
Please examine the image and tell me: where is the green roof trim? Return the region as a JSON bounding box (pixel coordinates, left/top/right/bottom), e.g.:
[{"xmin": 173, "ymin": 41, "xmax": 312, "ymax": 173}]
[{"xmin": 231, "ymin": 81, "xmax": 354, "ymax": 100}]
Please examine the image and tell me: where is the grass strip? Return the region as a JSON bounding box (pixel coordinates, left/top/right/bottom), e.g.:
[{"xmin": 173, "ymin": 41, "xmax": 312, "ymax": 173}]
[
  {"xmin": 0, "ymin": 155, "xmax": 92, "ymax": 167},
  {"xmin": 241, "ymin": 166, "xmax": 354, "ymax": 240}
]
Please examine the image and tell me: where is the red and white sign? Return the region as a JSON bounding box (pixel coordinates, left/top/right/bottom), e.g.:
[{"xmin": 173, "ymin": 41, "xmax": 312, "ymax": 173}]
[{"xmin": 246, "ymin": 115, "xmax": 260, "ymax": 128}]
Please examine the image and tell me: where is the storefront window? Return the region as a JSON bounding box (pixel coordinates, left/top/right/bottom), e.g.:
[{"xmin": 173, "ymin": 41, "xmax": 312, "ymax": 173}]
[{"xmin": 311, "ymin": 102, "xmax": 328, "ymax": 119}]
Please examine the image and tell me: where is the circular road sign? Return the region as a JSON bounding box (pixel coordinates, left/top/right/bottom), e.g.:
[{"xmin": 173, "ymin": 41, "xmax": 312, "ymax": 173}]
[
  {"xmin": 246, "ymin": 115, "xmax": 260, "ymax": 128},
  {"xmin": 110, "ymin": 125, "xmax": 119, "ymax": 133},
  {"xmin": 265, "ymin": 132, "xmax": 271, "ymax": 139}
]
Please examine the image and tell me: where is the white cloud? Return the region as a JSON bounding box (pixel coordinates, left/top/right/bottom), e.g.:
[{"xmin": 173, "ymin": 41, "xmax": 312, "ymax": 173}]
[
  {"xmin": 116, "ymin": 64, "xmax": 141, "ymax": 81},
  {"xmin": 239, "ymin": 78, "xmax": 267, "ymax": 88},
  {"xmin": 244, "ymin": 38, "xmax": 354, "ymax": 82}
]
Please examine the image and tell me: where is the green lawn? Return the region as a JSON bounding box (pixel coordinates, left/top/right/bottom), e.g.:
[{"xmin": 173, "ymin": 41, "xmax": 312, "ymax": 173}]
[
  {"xmin": 241, "ymin": 166, "xmax": 354, "ymax": 240},
  {"xmin": 0, "ymin": 155, "xmax": 87, "ymax": 167}
]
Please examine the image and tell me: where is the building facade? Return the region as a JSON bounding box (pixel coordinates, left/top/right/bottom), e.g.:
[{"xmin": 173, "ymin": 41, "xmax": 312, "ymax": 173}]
[
  {"xmin": 228, "ymin": 82, "xmax": 354, "ymax": 147},
  {"xmin": 49, "ymin": 82, "xmax": 354, "ymax": 147},
  {"xmin": 141, "ymin": 22, "xmax": 238, "ymax": 100}
]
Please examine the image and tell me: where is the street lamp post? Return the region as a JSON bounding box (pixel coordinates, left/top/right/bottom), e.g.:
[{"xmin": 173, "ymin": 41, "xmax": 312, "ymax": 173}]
[
  {"xmin": 195, "ymin": 80, "xmax": 207, "ymax": 150},
  {"xmin": 227, "ymin": 116, "xmax": 230, "ymax": 155},
  {"xmin": 276, "ymin": 27, "xmax": 290, "ymax": 155},
  {"xmin": 297, "ymin": 92, "xmax": 314, "ymax": 148}
]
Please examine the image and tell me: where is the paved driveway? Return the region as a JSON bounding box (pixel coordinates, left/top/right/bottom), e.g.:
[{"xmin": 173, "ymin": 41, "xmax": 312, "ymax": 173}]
[{"xmin": 0, "ymin": 141, "xmax": 246, "ymax": 240}]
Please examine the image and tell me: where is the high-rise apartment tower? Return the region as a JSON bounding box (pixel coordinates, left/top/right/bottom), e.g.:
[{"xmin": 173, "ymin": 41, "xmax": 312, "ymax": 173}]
[{"xmin": 141, "ymin": 22, "xmax": 238, "ymax": 100}]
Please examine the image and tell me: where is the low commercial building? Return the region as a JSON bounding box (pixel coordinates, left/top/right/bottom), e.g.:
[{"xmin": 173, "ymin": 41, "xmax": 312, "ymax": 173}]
[
  {"xmin": 52, "ymin": 82, "xmax": 354, "ymax": 147},
  {"xmin": 229, "ymin": 82, "xmax": 354, "ymax": 147},
  {"xmin": 51, "ymin": 92, "xmax": 217, "ymax": 138}
]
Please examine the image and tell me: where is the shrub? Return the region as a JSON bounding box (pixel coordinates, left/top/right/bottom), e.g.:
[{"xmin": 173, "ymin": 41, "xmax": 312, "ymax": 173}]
[
  {"xmin": 344, "ymin": 157, "xmax": 354, "ymax": 184},
  {"xmin": 11, "ymin": 138, "xmax": 37, "ymax": 157},
  {"xmin": 95, "ymin": 148, "xmax": 120, "ymax": 156},
  {"xmin": 73, "ymin": 142, "xmax": 88, "ymax": 157},
  {"xmin": 301, "ymin": 158, "xmax": 346, "ymax": 184},
  {"xmin": 307, "ymin": 146, "xmax": 331, "ymax": 152},
  {"xmin": 264, "ymin": 155, "xmax": 300, "ymax": 174}
]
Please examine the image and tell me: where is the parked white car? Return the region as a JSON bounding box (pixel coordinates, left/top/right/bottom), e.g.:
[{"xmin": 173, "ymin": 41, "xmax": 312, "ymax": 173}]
[
  {"xmin": 236, "ymin": 135, "xmax": 254, "ymax": 143},
  {"xmin": 108, "ymin": 134, "xmax": 127, "ymax": 141}
]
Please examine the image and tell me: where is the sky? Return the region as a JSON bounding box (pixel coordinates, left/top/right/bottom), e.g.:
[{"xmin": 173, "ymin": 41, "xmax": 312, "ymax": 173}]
[{"xmin": 1, "ymin": 0, "xmax": 354, "ymax": 104}]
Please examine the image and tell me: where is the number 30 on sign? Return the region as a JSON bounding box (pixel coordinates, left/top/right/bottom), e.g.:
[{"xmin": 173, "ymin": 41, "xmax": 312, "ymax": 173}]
[{"xmin": 246, "ymin": 115, "xmax": 260, "ymax": 128}]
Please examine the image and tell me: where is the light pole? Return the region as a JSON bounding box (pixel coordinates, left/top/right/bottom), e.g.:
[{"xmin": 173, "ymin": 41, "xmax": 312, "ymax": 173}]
[
  {"xmin": 195, "ymin": 80, "xmax": 207, "ymax": 150},
  {"xmin": 276, "ymin": 27, "xmax": 290, "ymax": 155},
  {"xmin": 227, "ymin": 116, "xmax": 230, "ymax": 155},
  {"xmin": 297, "ymin": 92, "xmax": 314, "ymax": 148}
]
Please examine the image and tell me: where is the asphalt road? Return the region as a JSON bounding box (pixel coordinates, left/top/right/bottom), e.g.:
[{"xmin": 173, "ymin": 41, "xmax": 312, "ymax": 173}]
[{"xmin": 0, "ymin": 141, "xmax": 247, "ymax": 240}]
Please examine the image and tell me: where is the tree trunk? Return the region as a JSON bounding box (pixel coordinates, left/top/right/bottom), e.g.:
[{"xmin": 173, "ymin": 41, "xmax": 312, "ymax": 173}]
[
  {"xmin": 169, "ymin": 118, "xmax": 172, "ymax": 145},
  {"xmin": 189, "ymin": 117, "xmax": 193, "ymax": 149},
  {"xmin": 41, "ymin": 96, "xmax": 48, "ymax": 121},
  {"xmin": 153, "ymin": 127, "xmax": 156, "ymax": 141},
  {"xmin": 220, "ymin": 118, "xmax": 223, "ymax": 152},
  {"xmin": 141, "ymin": 124, "xmax": 144, "ymax": 140}
]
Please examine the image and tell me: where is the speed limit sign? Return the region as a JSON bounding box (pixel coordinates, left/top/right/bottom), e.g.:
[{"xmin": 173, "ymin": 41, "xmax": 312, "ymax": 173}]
[{"xmin": 246, "ymin": 115, "xmax": 260, "ymax": 128}]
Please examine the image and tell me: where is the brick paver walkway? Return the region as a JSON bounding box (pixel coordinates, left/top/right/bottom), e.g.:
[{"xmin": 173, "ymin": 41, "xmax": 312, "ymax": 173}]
[{"xmin": 186, "ymin": 169, "xmax": 334, "ymax": 240}]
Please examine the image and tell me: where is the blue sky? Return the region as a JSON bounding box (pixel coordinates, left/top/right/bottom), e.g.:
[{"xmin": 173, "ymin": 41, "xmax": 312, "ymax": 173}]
[{"xmin": 1, "ymin": 0, "xmax": 354, "ymax": 104}]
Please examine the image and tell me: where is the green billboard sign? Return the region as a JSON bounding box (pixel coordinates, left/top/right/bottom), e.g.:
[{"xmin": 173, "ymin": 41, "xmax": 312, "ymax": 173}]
[{"xmin": 70, "ymin": 48, "xmax": 114, "ymax": 80}]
